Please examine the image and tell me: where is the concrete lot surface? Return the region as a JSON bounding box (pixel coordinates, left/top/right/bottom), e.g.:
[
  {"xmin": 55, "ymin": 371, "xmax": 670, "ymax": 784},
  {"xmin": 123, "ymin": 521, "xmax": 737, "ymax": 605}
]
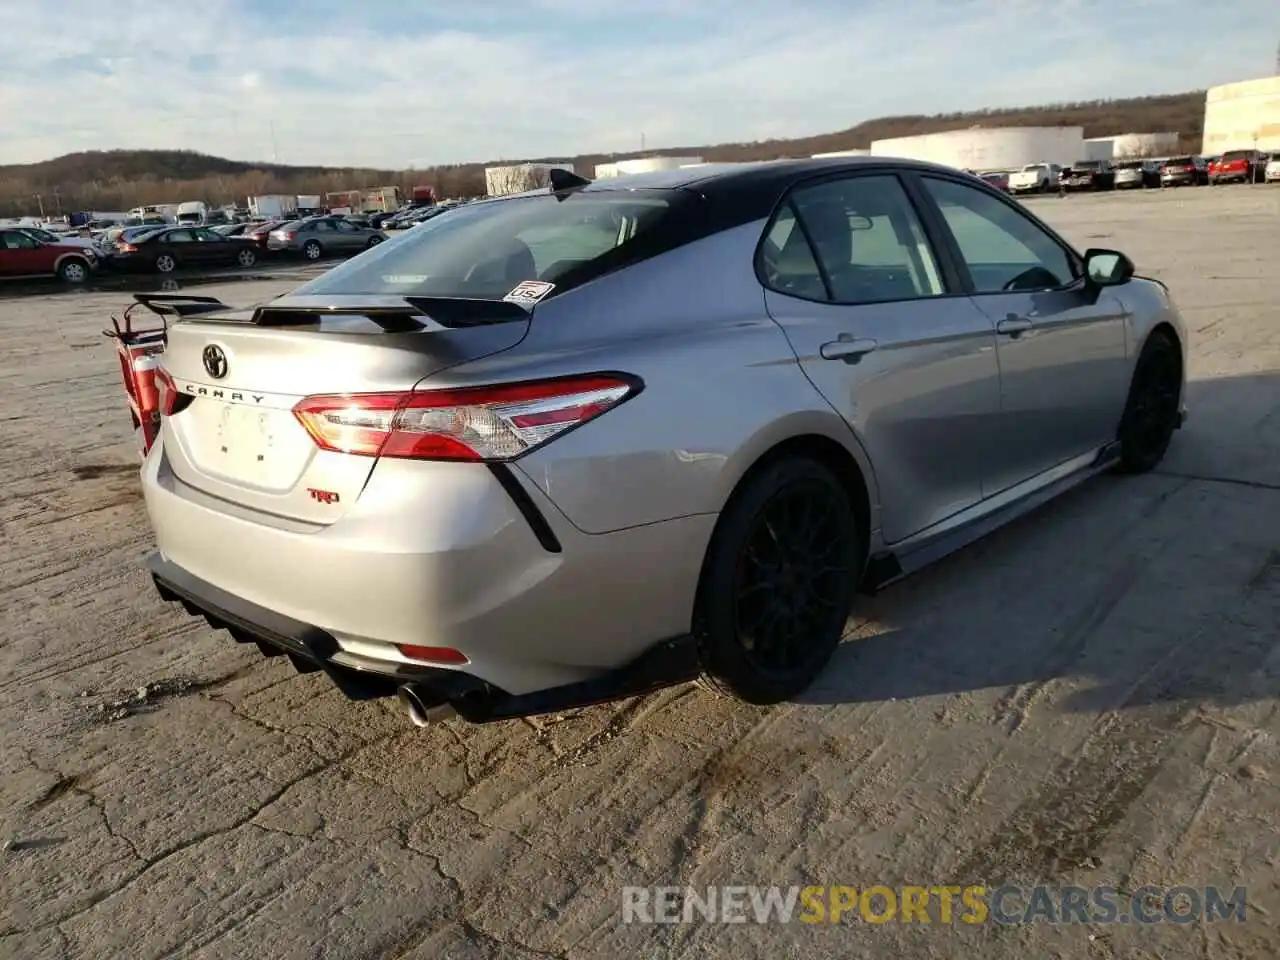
[{"xmin": 2, "ymin": 185, "xmax": 1279, "ymax": 959}]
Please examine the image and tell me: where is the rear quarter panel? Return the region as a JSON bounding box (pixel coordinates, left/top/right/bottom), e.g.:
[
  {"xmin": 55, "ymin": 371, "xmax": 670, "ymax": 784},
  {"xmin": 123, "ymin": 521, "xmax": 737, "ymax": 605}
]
[{"xmin": 429, "ymin": 221, "xmax": 879, "ymax": 535}]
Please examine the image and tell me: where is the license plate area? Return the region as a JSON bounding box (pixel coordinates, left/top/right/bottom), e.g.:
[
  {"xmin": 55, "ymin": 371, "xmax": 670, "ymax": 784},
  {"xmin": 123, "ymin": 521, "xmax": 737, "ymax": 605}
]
[{"xmin": 188, "ymin": 403, "xmax": 313, "ymax": 491}]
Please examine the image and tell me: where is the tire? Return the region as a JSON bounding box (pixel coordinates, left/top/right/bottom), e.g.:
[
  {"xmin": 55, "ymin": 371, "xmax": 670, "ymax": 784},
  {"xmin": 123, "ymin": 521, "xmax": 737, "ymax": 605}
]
[
  {"xmin": 57, "ymin": 257, "xmax": 89, "ymax": 284},
  {"xmin": 1115, "ymin": 332, "xmax": 1182, "ymax": 474},
  {"xmin": 367, "ymin": 235, "xmax": 384, "ymax": 248},
  {"xmin": 155, "ymin": 253, "xmax": 177, "ymax": 274},
  {"xmin": 694, "ymin": 457, "xmax": 865, "ymax": 705},
  {"xmin": 303, "ymin": 240, "xmax": 323, "ymax": 261},
  {"xmin": 236, "ymin": 247, "xmax": 257, "ymax": 268}
]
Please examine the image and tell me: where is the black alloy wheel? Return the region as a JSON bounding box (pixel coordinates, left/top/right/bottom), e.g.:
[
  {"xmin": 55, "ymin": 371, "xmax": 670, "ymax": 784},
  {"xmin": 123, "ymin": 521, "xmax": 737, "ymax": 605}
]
[
  {"xmin": 1116, "ymin": 333, "xmax": 1182, "ymax": 474},
  {"xmin": 697, "ymin": 458, "xmax": 863, "ymax": 704}
]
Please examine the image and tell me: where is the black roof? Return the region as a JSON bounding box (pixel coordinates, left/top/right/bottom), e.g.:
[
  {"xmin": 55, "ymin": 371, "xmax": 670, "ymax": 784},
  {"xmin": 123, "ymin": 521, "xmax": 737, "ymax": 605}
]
[{"xmin": 578, "ymin": 156, "xmax": 971, "ymax": 229}]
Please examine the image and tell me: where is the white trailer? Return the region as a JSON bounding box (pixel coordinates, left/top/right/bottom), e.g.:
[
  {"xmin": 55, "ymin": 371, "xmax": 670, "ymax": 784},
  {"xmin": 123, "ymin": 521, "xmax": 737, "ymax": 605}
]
[
  {"xmin": 484, "ymin": 162, "xmax": 576, "ymax": 197},
  {"xmin": 175, "ymin": 201, "xmax": 209, "ymax": 225},
  {"xmin": 249, "ymin": 195, "xmax": 298, "ymax": 220}
]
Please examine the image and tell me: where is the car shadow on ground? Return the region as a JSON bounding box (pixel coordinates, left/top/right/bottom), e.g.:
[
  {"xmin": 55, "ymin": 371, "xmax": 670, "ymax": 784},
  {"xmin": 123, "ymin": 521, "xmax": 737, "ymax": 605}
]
[{"xmin": 796, "ymin": 371, "xmax": 1279, "ymax": 717}]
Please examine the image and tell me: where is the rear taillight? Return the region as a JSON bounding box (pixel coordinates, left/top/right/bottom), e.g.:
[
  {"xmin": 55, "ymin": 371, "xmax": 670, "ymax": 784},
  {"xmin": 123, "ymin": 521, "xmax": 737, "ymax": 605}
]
[
  {"xmin": 119, "ymin": 243, "xmax": 138, "ymax": 252},
  {"xmin": 293, "ymin": 373, "xmax": 641, "ymax": 461},
  {"xmin": 154, "ymin": 367, "xmax": 192, "ymax": 417}
]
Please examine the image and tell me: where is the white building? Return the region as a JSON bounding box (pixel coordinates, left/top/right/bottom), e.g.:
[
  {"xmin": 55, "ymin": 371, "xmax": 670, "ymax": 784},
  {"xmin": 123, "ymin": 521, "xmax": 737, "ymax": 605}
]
[
  {"xmin": 484, "ymin": 162, "xmax": 576, "ymax": 197},
  {"xmin": 594, "ymin": 156, "xmax": 704, "ymax": 179},
  {"xmin": 1202, "ymin": 75, "xmax": 1280, "ymax": 154},
  {"xmin": 1084, "ymin": 132, "xmax": 1179, "ymax": 161},
  {"xmin": 870, "ymin": 127, "xmax": 1086, "ymax": 170},
  {"xmin": 811, "ymin": 149, "xmax": 871, "ymax": 158}
]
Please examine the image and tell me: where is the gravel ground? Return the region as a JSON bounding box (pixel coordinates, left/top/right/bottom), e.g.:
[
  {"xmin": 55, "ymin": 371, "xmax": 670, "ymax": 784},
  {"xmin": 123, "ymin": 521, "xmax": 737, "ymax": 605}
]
[{"xmin": 2, "ymin": 185, "xmax": 1279, "ymax": 960}]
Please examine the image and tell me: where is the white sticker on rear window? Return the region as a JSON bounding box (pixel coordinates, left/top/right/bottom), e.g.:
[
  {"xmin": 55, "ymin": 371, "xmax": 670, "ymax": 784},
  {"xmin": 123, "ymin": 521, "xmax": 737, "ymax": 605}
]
[
  {"xmin": 503, "ymin": 280, "xmax": 555, "ymax": 305},
  {"xmin": 382, "ymin": 274, "xmax": 427, "ymax": 284}
]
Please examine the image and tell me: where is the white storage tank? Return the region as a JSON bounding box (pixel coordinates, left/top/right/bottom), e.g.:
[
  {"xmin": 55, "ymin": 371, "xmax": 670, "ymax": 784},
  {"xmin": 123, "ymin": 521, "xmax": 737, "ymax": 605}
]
[
  {"xmin": 811, "ymin": 149, "xmax": 871, "ymax": 158},
  {"xmin": 594, "ymin": 162, "xmax": 619, "ymax": 178},
  {"xmin": 1202, "ymin": 76, "xmax": 1280, "ymax": 154},
  {"xmin": 484, "ymin": 162, "xmax": 576, "ymax": 196},
  {"xmin": 870, "ymin": 127, "xmax": 1085, "ymax": 170}
]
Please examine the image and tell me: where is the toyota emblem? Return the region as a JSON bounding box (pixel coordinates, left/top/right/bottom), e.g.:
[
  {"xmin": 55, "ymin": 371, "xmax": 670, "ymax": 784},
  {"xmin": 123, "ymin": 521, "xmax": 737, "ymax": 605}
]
[{"xmin": 202, "ymin": 344, "xmax": 228, "ymax": 379}]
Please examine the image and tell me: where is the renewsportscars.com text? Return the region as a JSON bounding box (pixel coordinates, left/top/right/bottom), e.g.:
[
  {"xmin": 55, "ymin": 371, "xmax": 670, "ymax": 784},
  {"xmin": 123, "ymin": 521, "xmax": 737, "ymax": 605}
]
[{"xmin": 621, "ymin": 884, "xmax": 1248, "ymax": 925}]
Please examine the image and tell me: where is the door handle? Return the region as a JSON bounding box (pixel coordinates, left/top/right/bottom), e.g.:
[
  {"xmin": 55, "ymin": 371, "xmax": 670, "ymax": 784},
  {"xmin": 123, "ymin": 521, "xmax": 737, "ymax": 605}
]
[
  {"xmin": 996, "ymin": 316, "xmax": 1033, "ymax": 337},
  {"xmin": 819, "ymin": 337, "xmax": 878, "ymax": 363}
]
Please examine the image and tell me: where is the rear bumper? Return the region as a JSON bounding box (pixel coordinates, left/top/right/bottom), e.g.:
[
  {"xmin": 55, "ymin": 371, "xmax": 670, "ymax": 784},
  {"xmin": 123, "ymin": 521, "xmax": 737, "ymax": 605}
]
[
  {"xmin": 141, "ymin": 441, "xmax": 714, "ymax": 698},
  {"xmin": 148, "ymin": 552, "xmax": 700, "ymax": 720}
]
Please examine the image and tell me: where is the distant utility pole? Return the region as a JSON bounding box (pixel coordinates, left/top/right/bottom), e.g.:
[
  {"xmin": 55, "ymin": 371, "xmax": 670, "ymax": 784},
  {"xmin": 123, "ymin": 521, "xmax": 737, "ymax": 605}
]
[
  {"xmin": 640, "ymin": 132, "xmax": 646, "ymax": 152},
  {"xmin": 33, "ymin": 194, "xmax": 44, "ymax": 217},
  {"xmin": 52, "ymin": 188, "xmax": 62, "ymax": 216},
  {"xmin": 1274, "ymin": 39, "xmax": 1279, "ymax": 75},
  {"xmin": 270, "ymin": 120, "xmax": 279, "ymax": 163}
]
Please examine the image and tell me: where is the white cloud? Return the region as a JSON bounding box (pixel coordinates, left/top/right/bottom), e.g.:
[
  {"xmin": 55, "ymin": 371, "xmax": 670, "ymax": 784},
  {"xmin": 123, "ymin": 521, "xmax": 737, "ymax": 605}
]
[{"xmin": 0, "ymin": 0, "xmax": 1274, "ymax": 168}]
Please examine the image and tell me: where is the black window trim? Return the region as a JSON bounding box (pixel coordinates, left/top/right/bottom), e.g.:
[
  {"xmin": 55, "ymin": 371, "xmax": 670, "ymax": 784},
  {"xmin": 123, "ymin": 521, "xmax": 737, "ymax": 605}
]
[
  {"xmin": 906, "ymin": 170, "xmax": 1087, "ymax": 297},
  {"xmin": 752, "ymin": 167, "xmax": 969, "ymax": 307}
]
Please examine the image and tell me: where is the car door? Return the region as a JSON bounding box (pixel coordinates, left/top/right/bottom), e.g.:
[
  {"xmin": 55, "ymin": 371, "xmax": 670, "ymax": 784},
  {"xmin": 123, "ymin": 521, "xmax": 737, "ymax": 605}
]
[
  {"xmin": 761, "ymin": 172, "xmax": 1003, "ymax": 544},
  {"xmin": 193, "ymin": 227, "xmax": 235, "ymax": 264},
  {"xmin": 161, "ymin": 229, "xmax": 200, "ymax": 264},
  {"xmin": 916, "ymin": 174, "xmax": 1130, "ymax": 494},
  {"xmin": 331, "ymin": 219, "xmax": 365, "ymax": 251},
  {"xmin": 0, "ymin": 229, "xmax": 50, "ymax": 276}
]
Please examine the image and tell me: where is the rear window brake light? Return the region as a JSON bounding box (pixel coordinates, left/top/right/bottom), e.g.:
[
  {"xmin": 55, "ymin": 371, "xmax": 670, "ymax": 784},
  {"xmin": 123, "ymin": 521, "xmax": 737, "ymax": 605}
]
[{"xmin": 293, "ymin": 373, "xmax": 642, "ymax": 462}]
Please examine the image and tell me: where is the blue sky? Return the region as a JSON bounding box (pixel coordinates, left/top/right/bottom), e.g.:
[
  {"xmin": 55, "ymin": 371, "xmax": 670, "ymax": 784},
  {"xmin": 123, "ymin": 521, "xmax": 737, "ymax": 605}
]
[{"xmin": 0, "ymin": 0, "xmax": 1275, "ymax": 168}]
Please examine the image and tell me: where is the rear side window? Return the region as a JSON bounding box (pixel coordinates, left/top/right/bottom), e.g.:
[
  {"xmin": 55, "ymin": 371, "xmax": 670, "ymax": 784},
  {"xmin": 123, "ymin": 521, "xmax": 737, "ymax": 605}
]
[
  {"xmin": 763, "ymin": 174, "xmax": 944, "ymax": 304},
  {"xmin": 297, "ymin": 191, "xmax": 687, "ymax": 301}
]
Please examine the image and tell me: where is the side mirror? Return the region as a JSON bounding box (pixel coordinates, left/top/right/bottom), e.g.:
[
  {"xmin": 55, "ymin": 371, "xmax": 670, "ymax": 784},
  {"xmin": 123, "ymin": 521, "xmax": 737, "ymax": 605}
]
[{"xmin": 1083, "ymin": 248, "xmax": 1134, "ymax": 287}]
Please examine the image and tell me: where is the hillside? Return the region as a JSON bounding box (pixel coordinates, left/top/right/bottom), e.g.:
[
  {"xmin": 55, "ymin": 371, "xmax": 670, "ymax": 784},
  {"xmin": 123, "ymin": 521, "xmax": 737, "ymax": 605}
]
[{"xmin": 0, "ymin": 90, "xmax": 1205, "ymax": 217}]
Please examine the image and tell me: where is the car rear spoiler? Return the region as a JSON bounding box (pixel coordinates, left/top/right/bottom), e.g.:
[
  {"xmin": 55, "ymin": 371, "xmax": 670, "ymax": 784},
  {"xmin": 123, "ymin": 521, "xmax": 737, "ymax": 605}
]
[
  {"xmin": 131, "ymin": 293, "xmax": 230, "ymax": 319},
  {"xmin": 249, "ymin": 295, "xmax": 531, "ymax": 330}
]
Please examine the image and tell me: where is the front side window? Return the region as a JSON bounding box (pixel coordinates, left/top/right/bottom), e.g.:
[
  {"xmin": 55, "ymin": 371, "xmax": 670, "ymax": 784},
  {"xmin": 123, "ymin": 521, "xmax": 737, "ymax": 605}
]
[
  {"xmin": 921, "ymin": 177, "xmax": 1076, "ymax": 294},
  {"xmin": 769, "ymin": 174, "xmax": 945, "ymax": 304},
  {"xmin": 297, "ymin": 190, "xmax": 684, "ymax": 301},
  {"xmin": 1, "ymin": 231, "xmax": 38, "ymax": 250}
]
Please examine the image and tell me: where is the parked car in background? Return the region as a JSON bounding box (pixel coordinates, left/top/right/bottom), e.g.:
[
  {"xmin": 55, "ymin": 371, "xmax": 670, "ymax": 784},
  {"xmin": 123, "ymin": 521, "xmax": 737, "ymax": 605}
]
[
  {"xmin": 0, "ymin": 227, "xmax": 97, "ymax": 282},
  {"xmin": 266, "ymin": 216, "xmax": 388, "ymax": 260},
  {"xmin": 1007, "ymin": 163, "xmax": 1059, "ymax": 194},
  {"xmin": 112, "ymin": 225, "xmax": 260, "ymax": 274},
  {"xmin": 1113, "ymin": 159, "xmax": 1160, "ymax": 189},
  {"xmin": 977, "ymin": 170, "xmax": 1010, "ymax": 193},
  {"xmin": 18, "ymin": 225, "xmax": 111, "ymax": 258},
  {"xmin": 1159, "ymin": 156, "xmax": 1207, "ymax": 187},
  {"xmin": 1265, "ymin": 154, "xmax": 1280, "ymax": 183},
  {"xmin": 1208, "ymin": 150, "xmax": 1265, "ymax": 185},
  {"xmin": 1060, "ymin": 160, "xmax": 1115, "ymax": 191}
]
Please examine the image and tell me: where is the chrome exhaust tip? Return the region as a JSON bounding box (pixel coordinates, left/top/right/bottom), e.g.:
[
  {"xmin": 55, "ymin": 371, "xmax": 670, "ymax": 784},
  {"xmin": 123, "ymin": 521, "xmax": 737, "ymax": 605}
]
[{"xmin": 397, "ymin": 684, "xmax": 456, "ymax": 728}]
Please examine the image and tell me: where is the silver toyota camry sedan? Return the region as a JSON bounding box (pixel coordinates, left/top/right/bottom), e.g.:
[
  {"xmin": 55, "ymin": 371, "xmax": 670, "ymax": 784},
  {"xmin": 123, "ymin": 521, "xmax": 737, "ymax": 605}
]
[{"xmin": 139, "ymin": 158, "xmax": 1187, "ymax": 726}]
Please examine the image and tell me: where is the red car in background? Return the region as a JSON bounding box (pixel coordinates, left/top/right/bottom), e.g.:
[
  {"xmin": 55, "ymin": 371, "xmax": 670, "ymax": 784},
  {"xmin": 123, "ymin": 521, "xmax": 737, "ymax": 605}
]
[
  {"xmin": 978, "ymin": 170, "xmax": 1011, "ymax": 193},
  {"xmin": 1208, "ymin": 150, "xmax": 1265, "ymax": 185},
  {"xmin": 0, "ymin": 227, "xmax": 98, "ymax": 283}
]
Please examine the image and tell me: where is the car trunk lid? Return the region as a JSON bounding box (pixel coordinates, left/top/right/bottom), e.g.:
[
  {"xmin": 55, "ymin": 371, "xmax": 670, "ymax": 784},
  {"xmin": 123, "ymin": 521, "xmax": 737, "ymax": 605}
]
[{"xmin": 158, "ymin": 295, "xmax": 530, "ymax": 524}]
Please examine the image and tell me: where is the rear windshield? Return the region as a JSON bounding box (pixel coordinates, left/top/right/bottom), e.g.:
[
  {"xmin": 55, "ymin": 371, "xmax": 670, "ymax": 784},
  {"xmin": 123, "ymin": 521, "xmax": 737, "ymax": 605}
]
[
  {"xmin": 1070, "ymin": 161, "xmax": 1100, "ymax": 170},
  {"xmin": 1221, "ymin": 150, "xmax": 1251, "ymax": 161},
  {"xmin": 1021, "ymin": 164, "xmax": 1047, "ymax": 173},
  {"xmin": 1115, "ymin": 161, "xmax": 1145, "ymax": 169},
  {"xmin": 296, "ymin": 190, "xmax": 689, "ymax": 301},
  {"xmin": 1164, "ymin": 157, "xmax": 1193, "ymax": 165}
]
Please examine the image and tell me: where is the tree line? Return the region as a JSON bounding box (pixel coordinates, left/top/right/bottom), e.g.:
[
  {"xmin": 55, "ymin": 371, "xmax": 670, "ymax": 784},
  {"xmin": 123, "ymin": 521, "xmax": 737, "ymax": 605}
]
[{"xmin": 0, "ymin": 91, "xmax": 1206, "ymax": 218}]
